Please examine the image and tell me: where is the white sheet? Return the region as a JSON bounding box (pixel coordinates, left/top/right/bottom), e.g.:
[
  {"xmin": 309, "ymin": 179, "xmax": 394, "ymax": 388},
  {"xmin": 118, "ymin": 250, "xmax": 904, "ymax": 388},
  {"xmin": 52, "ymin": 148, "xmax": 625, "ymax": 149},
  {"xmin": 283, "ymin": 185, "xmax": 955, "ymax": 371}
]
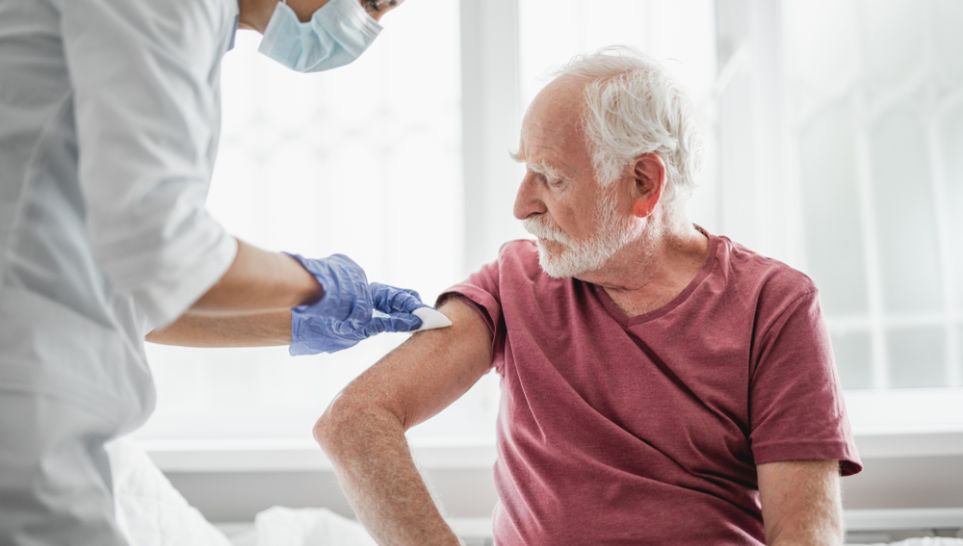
[
  {"xmin": 107, "ymin": 439, "xmax": 233, "ymax": 546},
  {"xmin": 245, "ymin": 507, "xmax": 376, "ymax": 546},
  {"xmin": 107, "ymin": 439, "xmax": 377, "ymax": 546}
]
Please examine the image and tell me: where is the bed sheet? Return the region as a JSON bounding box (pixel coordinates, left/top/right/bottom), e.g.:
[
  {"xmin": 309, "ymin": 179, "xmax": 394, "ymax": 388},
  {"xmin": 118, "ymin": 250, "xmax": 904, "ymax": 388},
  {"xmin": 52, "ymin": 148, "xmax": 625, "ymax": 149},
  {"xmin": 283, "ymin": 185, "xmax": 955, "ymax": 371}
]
[{"xmin": 107, "ymin": 439, "xmax": 376, "ymax": 546}]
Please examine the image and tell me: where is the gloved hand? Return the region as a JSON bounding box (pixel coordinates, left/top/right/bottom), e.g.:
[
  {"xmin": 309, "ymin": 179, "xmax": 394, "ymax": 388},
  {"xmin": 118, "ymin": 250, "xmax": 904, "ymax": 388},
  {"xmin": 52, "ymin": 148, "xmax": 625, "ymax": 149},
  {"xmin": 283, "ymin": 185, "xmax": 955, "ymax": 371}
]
[{"xmin": 287, "ymin": 253, "xmax": 424, "ymax": 355}]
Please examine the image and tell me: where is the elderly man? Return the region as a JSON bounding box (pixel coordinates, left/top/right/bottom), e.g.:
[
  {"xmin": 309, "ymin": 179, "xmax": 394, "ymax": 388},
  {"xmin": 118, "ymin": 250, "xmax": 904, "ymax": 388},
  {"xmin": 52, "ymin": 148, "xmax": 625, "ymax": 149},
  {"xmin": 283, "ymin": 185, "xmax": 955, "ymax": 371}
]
[{"xmin": 316, "ymin": 48, "xmax": 862, "ymax": 545}]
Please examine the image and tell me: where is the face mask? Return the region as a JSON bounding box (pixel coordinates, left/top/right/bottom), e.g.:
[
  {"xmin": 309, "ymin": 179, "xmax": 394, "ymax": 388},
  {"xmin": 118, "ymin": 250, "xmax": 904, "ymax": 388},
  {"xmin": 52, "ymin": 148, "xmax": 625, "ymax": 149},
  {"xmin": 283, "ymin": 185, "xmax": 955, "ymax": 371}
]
[{"xmin": 258, "ymin": 0, "xmax": 382, "ymax": 72}]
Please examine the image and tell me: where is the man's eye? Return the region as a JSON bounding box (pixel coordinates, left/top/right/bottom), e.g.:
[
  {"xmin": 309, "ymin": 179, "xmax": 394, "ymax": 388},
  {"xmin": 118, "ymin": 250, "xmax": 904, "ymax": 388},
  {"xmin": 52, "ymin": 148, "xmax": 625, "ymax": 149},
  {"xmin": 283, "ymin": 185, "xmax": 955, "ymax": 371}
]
[{"xmin": 548, "ymin": 178, "xmax": 565, "ymax": 188}]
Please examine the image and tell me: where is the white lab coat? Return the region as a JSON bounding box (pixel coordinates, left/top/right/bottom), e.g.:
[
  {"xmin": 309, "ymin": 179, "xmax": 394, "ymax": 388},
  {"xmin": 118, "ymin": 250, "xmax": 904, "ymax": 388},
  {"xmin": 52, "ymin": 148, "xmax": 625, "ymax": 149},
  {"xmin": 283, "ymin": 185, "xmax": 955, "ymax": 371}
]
[{"xmin": 0, "ymin": 0, "xmax": 239, "ymax": 543}]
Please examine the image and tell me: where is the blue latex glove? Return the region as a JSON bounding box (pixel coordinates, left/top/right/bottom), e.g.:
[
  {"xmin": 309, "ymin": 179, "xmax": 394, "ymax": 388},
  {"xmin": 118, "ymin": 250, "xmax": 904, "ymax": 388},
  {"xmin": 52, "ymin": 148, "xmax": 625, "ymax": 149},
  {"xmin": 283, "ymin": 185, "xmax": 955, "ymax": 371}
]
[{"xmin": 287, "ymin": 253, "xmax": 424, "ymax": 355}]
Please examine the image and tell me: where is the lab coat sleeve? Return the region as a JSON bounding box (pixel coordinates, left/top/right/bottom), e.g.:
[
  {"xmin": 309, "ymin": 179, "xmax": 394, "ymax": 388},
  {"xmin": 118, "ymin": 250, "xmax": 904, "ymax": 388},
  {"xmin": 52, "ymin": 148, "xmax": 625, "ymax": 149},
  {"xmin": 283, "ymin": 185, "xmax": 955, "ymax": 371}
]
[{"xmin": 52, "ymin": 0, "xmax": 238, "ymax": 330}]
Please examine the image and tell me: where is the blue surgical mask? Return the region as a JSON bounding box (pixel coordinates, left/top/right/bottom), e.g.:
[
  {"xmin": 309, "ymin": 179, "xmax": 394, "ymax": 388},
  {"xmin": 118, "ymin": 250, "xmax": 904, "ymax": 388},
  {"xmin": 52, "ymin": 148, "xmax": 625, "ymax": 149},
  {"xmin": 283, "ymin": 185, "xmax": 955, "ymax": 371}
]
[{"xmin": 258, "ymin": 0, "xmax": 382, "ymax": 72}]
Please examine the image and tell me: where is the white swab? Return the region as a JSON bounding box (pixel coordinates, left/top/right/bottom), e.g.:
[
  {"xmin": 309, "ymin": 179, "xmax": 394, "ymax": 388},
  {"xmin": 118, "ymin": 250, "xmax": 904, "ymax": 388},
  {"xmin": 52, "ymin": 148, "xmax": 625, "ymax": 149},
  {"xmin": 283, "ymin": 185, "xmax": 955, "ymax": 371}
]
[
  {"xmin": 412, "ymin": 306, "xmax": 452, "ymax": 331},
  {"xmin": 372, "ymin": 307, "xmax": 452, "ymax": 331}
]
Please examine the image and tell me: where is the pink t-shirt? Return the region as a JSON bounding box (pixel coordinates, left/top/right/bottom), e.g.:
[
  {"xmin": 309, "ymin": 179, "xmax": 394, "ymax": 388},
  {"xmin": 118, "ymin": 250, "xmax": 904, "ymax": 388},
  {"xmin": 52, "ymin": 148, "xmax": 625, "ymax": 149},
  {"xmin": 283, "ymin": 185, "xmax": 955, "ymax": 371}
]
[{"xmin": 442, "ymin": 233, "xmax": 862, "ymax": 545}]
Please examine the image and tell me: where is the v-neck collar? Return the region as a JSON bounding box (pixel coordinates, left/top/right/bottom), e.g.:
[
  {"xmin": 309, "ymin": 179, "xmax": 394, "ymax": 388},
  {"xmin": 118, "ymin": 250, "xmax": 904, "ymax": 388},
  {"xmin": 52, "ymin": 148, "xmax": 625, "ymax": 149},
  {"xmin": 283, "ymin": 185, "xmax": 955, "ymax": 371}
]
[{"xmin": 589, "ymin": 225, "xmax": 718, "ymax": 326}]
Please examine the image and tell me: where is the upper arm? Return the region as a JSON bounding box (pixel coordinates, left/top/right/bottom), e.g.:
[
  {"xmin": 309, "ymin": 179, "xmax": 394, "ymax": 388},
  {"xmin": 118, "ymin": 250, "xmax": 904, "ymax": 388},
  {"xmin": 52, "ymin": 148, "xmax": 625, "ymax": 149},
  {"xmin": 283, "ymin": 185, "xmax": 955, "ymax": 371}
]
[
  {"xmin": 326, "ymin": 296, "xmax": 494, "ymax": 431},
  {"xmin": 757, "ymin": 459, "xmax": 844, "ymax": 545},
  {"xmin": 54, "ymin": 0, "xmax": 236, "ymax": 327}
]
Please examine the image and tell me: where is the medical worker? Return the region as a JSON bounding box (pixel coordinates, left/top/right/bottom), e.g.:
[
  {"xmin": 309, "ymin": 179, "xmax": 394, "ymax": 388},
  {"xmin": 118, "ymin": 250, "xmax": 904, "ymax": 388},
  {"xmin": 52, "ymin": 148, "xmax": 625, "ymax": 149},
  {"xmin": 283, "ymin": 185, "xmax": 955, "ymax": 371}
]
[{"xmin": 0, "ymin": 0, "xmax": 421, "ymax": 543}]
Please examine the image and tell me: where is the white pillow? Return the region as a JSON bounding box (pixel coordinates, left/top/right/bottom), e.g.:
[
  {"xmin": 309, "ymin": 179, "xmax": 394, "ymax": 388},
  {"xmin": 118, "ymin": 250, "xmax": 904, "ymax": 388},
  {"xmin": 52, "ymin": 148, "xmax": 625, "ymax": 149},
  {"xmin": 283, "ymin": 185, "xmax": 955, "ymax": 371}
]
[{"xmin": 252, "ymin": 506, "xmax": 377, "ymax": 546}]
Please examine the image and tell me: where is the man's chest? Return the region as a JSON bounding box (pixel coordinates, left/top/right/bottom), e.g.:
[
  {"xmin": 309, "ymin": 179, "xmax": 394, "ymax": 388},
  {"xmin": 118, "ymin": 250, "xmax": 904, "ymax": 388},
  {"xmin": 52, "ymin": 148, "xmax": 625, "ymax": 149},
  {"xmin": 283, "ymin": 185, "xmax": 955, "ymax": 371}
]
[{"xmin": 501, "ymin": 314, "xmax": 755, "ymax": 455}]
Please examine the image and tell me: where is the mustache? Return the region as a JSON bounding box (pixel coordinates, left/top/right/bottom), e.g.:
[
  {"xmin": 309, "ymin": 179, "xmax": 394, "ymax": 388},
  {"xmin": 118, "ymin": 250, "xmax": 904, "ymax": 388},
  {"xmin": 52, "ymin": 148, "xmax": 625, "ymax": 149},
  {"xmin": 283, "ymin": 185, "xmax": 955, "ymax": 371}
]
[{"xmin": 522, "ymin": 216, "xmax": 570, "ymax": 244}]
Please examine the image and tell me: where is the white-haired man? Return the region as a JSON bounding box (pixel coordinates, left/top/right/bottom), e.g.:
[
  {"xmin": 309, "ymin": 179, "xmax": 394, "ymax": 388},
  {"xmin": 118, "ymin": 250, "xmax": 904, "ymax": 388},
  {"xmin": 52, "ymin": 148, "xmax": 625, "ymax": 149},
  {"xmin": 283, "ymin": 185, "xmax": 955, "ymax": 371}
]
[{"xmin": 316, "ymin": 48, "xmax": 862, "ymax": 545}]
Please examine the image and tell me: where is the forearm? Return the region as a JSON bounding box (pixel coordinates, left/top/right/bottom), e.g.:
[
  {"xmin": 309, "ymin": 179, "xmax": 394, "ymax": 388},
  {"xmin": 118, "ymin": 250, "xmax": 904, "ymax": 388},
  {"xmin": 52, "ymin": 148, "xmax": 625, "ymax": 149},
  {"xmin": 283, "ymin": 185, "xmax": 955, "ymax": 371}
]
[
  {"xmin": 146, "ymin": 310, "xmax": 291, "ymax": 347},
  {"xmin": 189, "ymin": 238, "xmax": 323, "ymax": 315},
  {"xmin": 316, "ymin": 399, "xmax": 461, "ymax": 546},
  {"xmin": 767, "ymin": 509, "xmax": 843, "ymax": 546},
  {"xmin": 769, "ymin": 525, "xmax": 843, "ymax": 546},
  {"xmin": 771, "ymin": 536, "xmax": 841, "ymax": 546}
]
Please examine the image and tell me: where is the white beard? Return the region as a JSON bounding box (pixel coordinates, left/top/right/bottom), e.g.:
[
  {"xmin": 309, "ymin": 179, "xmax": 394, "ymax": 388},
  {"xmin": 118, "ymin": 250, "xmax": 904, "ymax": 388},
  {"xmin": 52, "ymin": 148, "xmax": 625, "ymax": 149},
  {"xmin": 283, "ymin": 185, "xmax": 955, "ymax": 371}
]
[{"xmin": 522, "ymin": 187, "xmax": 643, "ymax": 278}]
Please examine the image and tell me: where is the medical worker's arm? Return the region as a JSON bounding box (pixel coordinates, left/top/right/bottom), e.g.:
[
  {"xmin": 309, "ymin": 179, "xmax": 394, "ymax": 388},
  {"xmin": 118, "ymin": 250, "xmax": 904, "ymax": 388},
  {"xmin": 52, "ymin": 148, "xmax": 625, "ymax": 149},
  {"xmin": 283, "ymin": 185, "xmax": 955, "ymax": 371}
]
[
  {"xmin": 191, "ymin": 239, "xmax": 324, "ymax": 314},
  {"xmin": 315, "ymin": 297, "xmax": 492, "ymax": 545},
  {"xmin": 757, "ymin": 460, "xmax": 844, "ymax": 545},
  {"xmin": 145, "ymin": 310, "xmax": 291, "ymax": 346},
  {"xmin": 148, "ymin": 241, "xmax": 424, "ymax": 349}
]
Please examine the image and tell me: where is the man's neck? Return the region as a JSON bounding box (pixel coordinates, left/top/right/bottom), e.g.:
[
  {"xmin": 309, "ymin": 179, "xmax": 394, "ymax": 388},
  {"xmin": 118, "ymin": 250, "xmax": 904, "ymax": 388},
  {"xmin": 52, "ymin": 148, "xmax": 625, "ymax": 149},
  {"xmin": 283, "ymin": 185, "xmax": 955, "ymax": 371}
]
[{"xmin": 577, "ymin": 221, "xmax": 710, "ymax": 318}]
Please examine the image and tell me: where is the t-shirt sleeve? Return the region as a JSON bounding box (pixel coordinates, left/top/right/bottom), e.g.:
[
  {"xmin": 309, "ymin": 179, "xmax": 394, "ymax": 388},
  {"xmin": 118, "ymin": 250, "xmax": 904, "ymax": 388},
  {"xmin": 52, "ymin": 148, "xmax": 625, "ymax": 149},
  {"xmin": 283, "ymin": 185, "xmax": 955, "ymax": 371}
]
[
  {"xmin": 53, "ymin": 0, "xmax": 238, "ymax": 331},
  {"xmin": 748, "ymin": 287, "xmax": 863, "ymax": 476},
  {"xmin": 437, "ymin": 244, "xmax": 512, "ymax": 372}
]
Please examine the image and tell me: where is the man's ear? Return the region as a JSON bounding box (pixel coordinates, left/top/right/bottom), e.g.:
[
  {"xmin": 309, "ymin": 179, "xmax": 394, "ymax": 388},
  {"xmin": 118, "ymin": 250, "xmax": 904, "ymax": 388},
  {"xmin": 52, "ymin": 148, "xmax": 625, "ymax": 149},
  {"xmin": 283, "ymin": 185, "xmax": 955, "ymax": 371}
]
[{"xmin": 630, "ymin": 153, "xmax": 666, "ymax": 218}]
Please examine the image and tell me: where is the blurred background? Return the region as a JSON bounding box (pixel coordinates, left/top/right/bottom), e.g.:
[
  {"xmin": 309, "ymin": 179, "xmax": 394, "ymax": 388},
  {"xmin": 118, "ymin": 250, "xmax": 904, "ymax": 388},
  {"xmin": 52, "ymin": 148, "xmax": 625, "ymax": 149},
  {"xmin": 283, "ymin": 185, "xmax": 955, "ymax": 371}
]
[{"xmin": 134, "ymin": 0, "xmax": 963, "ymax": 539}]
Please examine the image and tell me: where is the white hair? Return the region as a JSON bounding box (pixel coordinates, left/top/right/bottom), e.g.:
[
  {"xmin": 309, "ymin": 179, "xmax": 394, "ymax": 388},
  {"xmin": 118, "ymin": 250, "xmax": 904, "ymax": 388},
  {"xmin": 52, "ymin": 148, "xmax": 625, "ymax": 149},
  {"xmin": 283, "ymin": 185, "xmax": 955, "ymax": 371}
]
[{"xmin": 555, "ymin": 46, "xmax": 703, "ymax": 206}]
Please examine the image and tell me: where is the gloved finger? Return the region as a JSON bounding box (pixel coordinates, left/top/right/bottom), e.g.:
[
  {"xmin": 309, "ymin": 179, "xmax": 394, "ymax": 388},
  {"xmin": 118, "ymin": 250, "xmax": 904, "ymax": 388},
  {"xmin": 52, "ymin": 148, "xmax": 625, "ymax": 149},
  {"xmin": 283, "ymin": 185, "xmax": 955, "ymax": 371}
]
[
  {"xmin": 371, "ymin": 282, "xmax": 422, "ymax": 309},
  {"xmin": 364, "ymin": 313, "xmax": 422, "ymax": 335},
  {"xmin": 370, "ymin": 282, "xmax": 424, "ymax": 314}
]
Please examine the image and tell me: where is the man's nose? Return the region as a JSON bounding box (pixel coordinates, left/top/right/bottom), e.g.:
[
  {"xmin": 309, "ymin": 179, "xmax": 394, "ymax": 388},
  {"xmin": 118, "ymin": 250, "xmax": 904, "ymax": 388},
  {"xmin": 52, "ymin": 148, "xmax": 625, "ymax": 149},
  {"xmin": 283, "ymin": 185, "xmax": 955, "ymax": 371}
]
[{"xmin": 513, "ymin": 171, "xmax": 546, "ymax": 220}]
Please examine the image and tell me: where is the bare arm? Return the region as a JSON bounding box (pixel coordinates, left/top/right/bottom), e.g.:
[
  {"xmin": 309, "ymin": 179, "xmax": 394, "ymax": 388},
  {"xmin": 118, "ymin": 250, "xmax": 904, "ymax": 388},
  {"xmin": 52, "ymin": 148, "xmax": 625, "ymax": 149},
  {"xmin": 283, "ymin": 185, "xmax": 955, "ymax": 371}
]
[
  {"xmin": 758, "ymin": 460, "xmax": 844, "ymax": 545},
  {"xmin": 315, "ymin": 297, "xmax": 493, "ymax": 545},
  {"xmin": 188, "ymin": 238, "xmax": 322, "ymax": 315},
  {"xmin": 145, "ymin": 310, "xmax": 291, "ymax": 347},
  {"xmin": 145, "ymin": 238, "xmax": 321, "ymax": 345}
]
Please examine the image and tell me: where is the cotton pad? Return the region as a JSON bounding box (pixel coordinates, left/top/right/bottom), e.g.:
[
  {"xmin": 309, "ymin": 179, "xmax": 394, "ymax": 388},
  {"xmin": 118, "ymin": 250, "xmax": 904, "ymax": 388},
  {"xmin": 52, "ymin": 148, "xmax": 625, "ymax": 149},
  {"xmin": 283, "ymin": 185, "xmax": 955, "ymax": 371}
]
[
  {"xmin": 412, "ymin": 306, "xmax": 453, "ymax": 331},
  {"xmin": 371, "ymin": 306, "xmax": 452, "ymax": 331}
]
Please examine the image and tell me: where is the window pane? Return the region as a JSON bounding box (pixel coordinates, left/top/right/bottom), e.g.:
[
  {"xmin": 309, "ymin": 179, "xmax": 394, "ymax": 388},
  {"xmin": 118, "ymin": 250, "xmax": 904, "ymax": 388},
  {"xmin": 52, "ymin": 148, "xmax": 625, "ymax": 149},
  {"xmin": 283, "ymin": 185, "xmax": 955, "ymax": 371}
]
[
  {"xmin": 887, "ymin": 326, "xmax": 947, "ymax": 388},
  {"xmin": 783, "ymin": 0, "xmax": 858, "ymax": 112},
  {"xmin": 869, "ymin": 103, "xmax": 943, "ymax": 315},
  {"xmin": 858, "ymin": 0, "xmax": 924, "ymax": 97},
  {"xmin": 799, "ymin": 100, "xmax": 868, "ymax": 316},
  {"xmin": 832, "ymin": 330, "xmax": 874, "ymax": 390}
]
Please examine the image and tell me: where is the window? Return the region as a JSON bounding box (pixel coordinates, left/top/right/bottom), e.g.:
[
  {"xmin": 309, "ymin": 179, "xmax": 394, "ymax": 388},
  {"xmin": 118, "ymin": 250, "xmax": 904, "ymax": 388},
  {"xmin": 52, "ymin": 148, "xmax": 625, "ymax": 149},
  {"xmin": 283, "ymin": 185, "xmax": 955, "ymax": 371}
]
[
  {"xmin": 785, "ymin": 0, "xmax": 963, "ymax": 392},
  {"xmin": 715, "ymin": 0, "xmax": 963, "ymax": 432},
  {"xmin": 138, "ymin": 0, "xmax": 963, "ymax": 452}
]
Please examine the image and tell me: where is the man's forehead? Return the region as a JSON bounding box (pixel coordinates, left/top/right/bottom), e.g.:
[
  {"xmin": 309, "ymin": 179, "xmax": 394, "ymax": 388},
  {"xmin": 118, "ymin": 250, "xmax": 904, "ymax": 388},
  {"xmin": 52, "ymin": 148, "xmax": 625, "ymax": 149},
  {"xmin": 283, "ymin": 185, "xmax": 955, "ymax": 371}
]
[
  {"xmin": 514, "ymin": 121, "xmax": 585, "ymax": 178},
  {"xmin": 512, "ymin": 76, "xmax": 592, "ymax": 177}
]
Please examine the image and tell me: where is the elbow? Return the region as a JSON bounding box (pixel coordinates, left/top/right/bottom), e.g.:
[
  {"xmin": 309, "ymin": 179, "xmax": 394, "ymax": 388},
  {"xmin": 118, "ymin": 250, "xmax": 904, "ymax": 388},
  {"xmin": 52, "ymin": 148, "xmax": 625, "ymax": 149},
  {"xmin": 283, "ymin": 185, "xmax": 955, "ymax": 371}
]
[
  {"xmin": 766, "ymin": 519, "xmax": 844, "ymax": 546},
  {"xmin": 313, "ymin": 393, "xmax": 351, "ymax": 455},
  {"xmin": 313, "ymin": 390, "xmax": 402, "ymax": 463}
]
